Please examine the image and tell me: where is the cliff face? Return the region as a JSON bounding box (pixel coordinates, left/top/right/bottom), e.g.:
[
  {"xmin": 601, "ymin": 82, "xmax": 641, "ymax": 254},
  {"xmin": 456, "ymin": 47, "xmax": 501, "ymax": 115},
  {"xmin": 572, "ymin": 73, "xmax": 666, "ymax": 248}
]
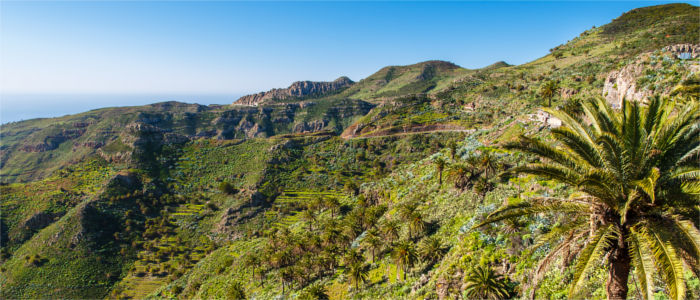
[
  {"xmin": 602, "ymin": 62, "xmax": 650, "ymax": 108},
  {"xmin": 234, "ymin": 76, "xmax": 354, "ymax": 106},
  {"xmin": 603, "ymin": 45, "xmax": 699, "ymax": 108}
]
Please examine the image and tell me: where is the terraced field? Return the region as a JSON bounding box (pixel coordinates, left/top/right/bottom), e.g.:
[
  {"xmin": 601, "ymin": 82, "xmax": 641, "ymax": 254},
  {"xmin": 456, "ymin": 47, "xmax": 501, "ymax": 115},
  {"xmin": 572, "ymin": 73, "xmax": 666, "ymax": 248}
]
[
  {"xmin": 270, "ymin": 190, "xmax": 344, "ymax": 230},
  {"xmin": 111, "ymin": 203, "xmax": 210, "ymax": 299}
]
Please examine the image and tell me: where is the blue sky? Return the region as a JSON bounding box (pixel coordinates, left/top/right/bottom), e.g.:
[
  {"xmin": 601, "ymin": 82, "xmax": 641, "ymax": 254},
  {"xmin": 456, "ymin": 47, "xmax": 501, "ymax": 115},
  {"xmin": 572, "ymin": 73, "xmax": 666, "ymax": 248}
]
[{"xmin": 1, "ymin": 1, "xmax": 696, "ymax": 95}]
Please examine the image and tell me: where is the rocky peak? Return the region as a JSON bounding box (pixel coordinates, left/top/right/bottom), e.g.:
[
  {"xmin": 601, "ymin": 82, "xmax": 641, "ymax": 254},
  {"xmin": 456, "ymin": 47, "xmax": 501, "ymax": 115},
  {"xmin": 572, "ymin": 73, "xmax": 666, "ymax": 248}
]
[{"xmin": 234, "ymin": 76, "xmax": 354, "ymax": 106}]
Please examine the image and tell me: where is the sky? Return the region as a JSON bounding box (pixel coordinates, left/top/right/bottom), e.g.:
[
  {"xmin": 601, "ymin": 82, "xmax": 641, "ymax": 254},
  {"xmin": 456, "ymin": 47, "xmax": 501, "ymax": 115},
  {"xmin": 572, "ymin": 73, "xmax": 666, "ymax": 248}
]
[{"xmin": 0, "ymin": 1, "xmax": 696, "ymax": 123}]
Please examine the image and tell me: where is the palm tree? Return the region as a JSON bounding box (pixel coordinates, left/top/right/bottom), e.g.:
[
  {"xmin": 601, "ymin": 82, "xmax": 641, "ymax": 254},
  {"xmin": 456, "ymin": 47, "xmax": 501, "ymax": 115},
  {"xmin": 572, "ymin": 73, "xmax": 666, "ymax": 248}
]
[
  {"xmin": 227, "ymin": 282, "xmax": 247, "ymax": 299},
  {"xmin": 300, "ymin": 283, "xmax": 329, "ymax": 300},
  {"xmin": 473, "ymin": 176, "xmax": 494, "ymax": 199},
  {"xmin": 300, "ymin": 209, "xmax": 316, "ymax": 232},
  {"xmin": 433, "ymin": 156, "xmax": 447, "ymax": 186},
  {"xmin": 392, "ymin": 240, "xmax": 417, "ymax": 281},
  {"xmin": 539, "ymin": 80, "xmax": 559, "ymax": 107},
  {"xmin": 463, "ymin": 265, "xmax": 510, "ymax": 300},
  {"xmin": 242, "ymin": 254, "xmax": 260, "ymax": 278},
  {"xmin": 381, "ymin": 219, "xmax": 401, "ymax": 243},
  {"xmin": 343, "ymin": 248, "xmax": 364, "ymax": 266},
  {"xmin": 477, "ymin": 97, "xmax": 699, "ymax": 300},
  {"xmin": 408, "ymin": 211, "xmax": 426, "ymax": 239},
  {"xmin": 418, "ymin": 235, "xmax": 447, "ymax": 264},
  {"xmin": 324, "ymin": 197, "xmax": 340, "ymax": 218},
  {"xmin": 309, "ymin": 195, "xmax": 325, "ymax": 214},
  {"xmin": 362, "ymin": 229, "xmax": 383, "ymax": 263},
  {"xmin": 347, "ymin": 262, "xmax": 370, "ymax": 290},
  {"xmin": 447, "ymin": 163, "xmax": 479, "ymax": 190},
  {"xmin": 478, "ymin": 152, "xmax": 499, "ymax": 179},
  {"xmin": 280, "ymin": 267, "xmax": 295, "ymax": 294},
  {"xmin": 448, "ymin": 140, "xmax": 458, "ymax": 160}
]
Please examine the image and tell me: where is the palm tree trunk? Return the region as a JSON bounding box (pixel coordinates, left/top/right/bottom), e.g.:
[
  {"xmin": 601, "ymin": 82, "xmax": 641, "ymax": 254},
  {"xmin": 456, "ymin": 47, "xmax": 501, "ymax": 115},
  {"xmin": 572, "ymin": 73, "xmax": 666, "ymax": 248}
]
[{"xmin": 606, "ymin": 234, "xmax": 631, "ymax": 300}]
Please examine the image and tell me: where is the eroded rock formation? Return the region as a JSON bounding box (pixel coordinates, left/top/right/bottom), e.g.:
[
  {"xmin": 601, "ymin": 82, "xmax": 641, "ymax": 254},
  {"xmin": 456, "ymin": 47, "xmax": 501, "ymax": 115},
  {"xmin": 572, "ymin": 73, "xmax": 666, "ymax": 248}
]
[
  {"xmin": 663, "ymin": 44, "xmax": 699, "ymax": 59},
  {"xmin": 234, "ymin": 76, "xmax": 354, "ymax": 106}
]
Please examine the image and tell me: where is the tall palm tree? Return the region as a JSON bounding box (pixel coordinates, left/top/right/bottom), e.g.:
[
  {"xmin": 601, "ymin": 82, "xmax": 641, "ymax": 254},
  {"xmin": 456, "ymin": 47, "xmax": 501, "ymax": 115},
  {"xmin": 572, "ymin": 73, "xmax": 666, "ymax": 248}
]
[
  {"xmin": 280, "ymin": 267, "xmax": 295, "ymax": 294},
  {"xmin": 300, "ymin": 209, "xmax": 316, "ymax": 232},
  {"xmin": 392, "ymin": 240, "xmax": 418, "ymax": 281},
  {"xmin": 408, "ymin": 211, "xmax": 426, "ymax": 239},
  {"xmin": 433, "ymin": 156, "xmax": 447, "ymax": 186},
  {"xmin": 539, "ymin": 80, "xmax": 559, "ymax": 107},
  {"xmin": 324, "ymin": 197, "xmax": 340, "ymax": 218},
  {"xmin": 448, "ymin": 140, "xmax": 458, "ymax": 160},
  {"xmin": 362, "ymin": 229, "xmax": 383, "ymax": 263},
  {"xmin": 463, "ymin": 265, "xmax": 510, "ymax": 300},
  {"xmin": 477, "ymin": 97, "xmax": 699, "ymax": 300},
  {"xmin": 347, "ymin": 262, "xmax": 370, "ymax": 290}
]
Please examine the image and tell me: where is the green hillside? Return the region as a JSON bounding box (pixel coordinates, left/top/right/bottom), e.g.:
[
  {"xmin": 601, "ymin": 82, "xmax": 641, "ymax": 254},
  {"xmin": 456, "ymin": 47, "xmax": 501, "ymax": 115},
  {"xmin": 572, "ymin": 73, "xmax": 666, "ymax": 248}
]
[{"xmin": 1, "ymin": 3, "xmax": 699, "ymax": 300}]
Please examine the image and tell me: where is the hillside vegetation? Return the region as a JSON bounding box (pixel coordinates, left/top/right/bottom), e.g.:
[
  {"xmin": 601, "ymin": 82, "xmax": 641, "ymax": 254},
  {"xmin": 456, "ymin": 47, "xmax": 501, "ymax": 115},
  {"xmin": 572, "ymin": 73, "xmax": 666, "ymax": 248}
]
[{"xmin": 1, "ymin": 3, "xmax": 699, "ymax": 299}]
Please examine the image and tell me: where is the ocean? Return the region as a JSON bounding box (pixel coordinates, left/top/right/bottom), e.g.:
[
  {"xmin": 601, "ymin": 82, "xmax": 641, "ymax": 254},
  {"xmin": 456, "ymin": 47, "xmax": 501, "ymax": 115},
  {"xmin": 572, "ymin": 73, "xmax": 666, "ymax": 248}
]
[{"xmin": 0, "ymin": 93, "xmax": 241, "ymax": 124}]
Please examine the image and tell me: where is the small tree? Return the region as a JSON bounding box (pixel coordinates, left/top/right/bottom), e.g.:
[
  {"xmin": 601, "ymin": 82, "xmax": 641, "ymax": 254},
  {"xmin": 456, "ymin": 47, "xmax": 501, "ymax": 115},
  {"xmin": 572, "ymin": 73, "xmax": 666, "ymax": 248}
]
[
  {"xmin": 463, "ymin": 265, "xmax": 510, "ymax": 300},
  {"xmin": 218, "ymin": 182, "xmax": 237, "ymax": 195},
  {"xmin": 539, "ymin": 80, "xmax": 559, "ymax": 107},
  {"xmin": 448, "ymin": 141, "xmax": 458, "ymax": 160},
  {"xmin": 433, "ymin": 156, "xmax": 446, "ymax": 186},
  {"xmin": 362, "ymin": 229, "xmax": 383, "ymax": 263},
  {"xmin": 299, "ymin": 283, "xmax": 329, "ymax": 300},
  {"xmin": 418, "ymin": 236, "xmax": 446, "ymax": 264},
  {"xmin": 348, "ymin": 262, "xmax": 369, "ymax": 290},
  {"xmin": 392, "ymin": 240, "xmax": 417, "ymax": 281},
  {"xmin": 227, "ymin": 281, "xmax": 246, "ymax": 299}
]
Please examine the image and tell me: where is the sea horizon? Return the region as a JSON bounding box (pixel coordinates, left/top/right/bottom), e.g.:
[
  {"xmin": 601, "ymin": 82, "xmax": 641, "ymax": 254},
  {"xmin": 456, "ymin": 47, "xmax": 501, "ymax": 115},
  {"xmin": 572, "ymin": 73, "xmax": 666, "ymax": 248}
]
[{"xmin": 0, "ymin": 93, "xmax": 242, "ymax": 124}]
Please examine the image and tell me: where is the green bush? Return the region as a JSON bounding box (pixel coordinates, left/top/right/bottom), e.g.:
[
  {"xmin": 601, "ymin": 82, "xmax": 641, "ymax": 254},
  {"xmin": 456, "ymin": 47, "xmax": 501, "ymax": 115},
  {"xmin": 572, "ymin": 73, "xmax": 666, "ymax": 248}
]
[{"xmin": 218, "ymin": 182, "xmax": 237, "ymax": 195}]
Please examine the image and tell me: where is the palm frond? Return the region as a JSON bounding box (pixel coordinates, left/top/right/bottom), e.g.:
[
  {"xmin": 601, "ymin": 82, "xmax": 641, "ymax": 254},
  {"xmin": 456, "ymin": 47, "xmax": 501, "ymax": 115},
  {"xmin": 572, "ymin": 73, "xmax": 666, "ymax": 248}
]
[
  {"xmin": 551, "ymin": 127, "xmax": 603, "ymax": 169},
  {"xmin": 509, "ymin": 163, "xmax": 582, "ymax": 186},
  {"xmin": 670, "ymin": 166, "xmax": 700, "ymax": 182},
  {"xmin": 474, "ymin": 201, "xmax": 586, "ymax": 229},
  {"xmin": 628, "ymin": 228, "xmax": 656, "ymax": 300},
  {"xmin": 596, "ymin": 132, "xmax": 626, "ymax": 181},
  {"xmin": 646, "ymin": 227, "xmax": 686, "ymax": 300},
  {"xmin": 505, "ymin": 135, "xmax": 585, "ymax": 173},
  {"xmin": 569, "ymin": 224, "xmax": 616, "ymax": 298},
  {"xmin": 532, "ymin": 218, "xmax": 588, "ymax": 250},
  {"xmin": 633, "ymin": 167, "xmax": 660, "ymax": 204},
  {"xmin": 528, "ymin": 230, "xmax": 589, "ymax": 299},
  {"xmin": 670, "ymin": 217, "xmax": 700, "ymax": 277}
]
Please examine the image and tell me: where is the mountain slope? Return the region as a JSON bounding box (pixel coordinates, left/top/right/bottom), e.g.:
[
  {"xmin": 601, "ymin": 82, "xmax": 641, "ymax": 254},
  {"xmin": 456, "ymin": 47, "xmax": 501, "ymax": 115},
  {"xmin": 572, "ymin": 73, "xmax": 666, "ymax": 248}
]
[{"xmin": 1, "ymin": 3, "xmax": 699, "ymax": 299}]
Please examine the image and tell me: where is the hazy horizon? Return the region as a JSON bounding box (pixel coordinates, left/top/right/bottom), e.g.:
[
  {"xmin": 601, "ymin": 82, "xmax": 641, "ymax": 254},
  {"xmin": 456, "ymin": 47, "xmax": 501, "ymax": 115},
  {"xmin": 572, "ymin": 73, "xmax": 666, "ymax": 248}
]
[{"xmin": 0, "ymin": 93, "xmax": 241, "ymax": 124}]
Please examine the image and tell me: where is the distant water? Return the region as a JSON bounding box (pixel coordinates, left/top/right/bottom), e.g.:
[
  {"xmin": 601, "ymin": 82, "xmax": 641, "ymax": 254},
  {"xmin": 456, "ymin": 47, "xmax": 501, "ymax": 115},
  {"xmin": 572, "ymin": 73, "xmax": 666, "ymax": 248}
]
[{"xmin": 0, "ymin": 93, "xmax": 241, "ymax": 124}]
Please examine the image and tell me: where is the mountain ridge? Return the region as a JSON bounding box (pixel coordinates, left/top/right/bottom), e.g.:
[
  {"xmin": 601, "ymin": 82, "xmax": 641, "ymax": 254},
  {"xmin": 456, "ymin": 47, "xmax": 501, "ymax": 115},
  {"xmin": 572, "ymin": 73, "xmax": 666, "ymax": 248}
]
[{"xmin": 1, "ymin": 3, "xmax": 699, "ymax": 299}]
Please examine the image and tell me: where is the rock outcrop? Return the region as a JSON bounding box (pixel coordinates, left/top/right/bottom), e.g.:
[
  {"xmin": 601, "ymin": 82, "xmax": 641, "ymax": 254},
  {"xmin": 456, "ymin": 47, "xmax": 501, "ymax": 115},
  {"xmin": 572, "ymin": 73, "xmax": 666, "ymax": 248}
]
[
  {"xmin": 602, "ymin": 61, "xmax": 650, "ymax": 108},
  {"xmin": 234, "ymin": 76, "xmax": 354, "ymax": 106},
  {"xmin": 663, "ymin": 44, "xmax": 700, "ymax": 59},
  {"xmin": 293, "ymin": 120, "xmax": 327, "ymax": 133}
]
